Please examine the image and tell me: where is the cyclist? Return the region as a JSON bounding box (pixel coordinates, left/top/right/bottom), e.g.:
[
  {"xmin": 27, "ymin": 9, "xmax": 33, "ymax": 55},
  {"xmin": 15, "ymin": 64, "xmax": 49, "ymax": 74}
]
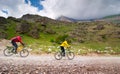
[
  {"xmin": 11, "ymin": 36, "xmax": 24, "ymax": 53},
  {"xmin": 60, "ymin": 40, "xmax": 70, "ymax": 56}
]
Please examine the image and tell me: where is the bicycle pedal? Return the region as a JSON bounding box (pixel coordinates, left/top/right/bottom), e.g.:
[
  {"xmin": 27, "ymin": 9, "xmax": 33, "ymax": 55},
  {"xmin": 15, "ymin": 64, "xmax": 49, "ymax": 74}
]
[
  {"xmin": 62, "ymin": 55, "xmax": 65, "ymax": 57},
  {"xmin": 13, "ymin": 51, "xmax": 17, "ymax": 54}
]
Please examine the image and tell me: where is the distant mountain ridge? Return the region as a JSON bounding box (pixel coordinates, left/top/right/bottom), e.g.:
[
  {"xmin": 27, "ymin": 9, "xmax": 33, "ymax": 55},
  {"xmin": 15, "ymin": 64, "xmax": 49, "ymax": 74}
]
[
  {"xmin": 57, "ymin": 16, "xmax": 77, "ymax": 22},
  {"xmin": 1, "ymin": 13, "xmax": 120, "ymax": 22},
  {"xmin": 103, "ymin": 14, "xmax": 120, "ymax": 19},
  {"xmin": 57, "ymin": 14, "xmax": 120, "ymax": 22}
]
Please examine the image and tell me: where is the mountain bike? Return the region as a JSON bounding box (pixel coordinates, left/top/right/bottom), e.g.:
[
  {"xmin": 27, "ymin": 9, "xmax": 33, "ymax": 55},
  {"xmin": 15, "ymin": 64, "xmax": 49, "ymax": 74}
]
[
  {"xmin": 3, "ymin": 45, "xmax": 29, "ymax": 57},
  {"xmin": 54, "ymin": 47, "xmax": 75, "ymax": 60}
]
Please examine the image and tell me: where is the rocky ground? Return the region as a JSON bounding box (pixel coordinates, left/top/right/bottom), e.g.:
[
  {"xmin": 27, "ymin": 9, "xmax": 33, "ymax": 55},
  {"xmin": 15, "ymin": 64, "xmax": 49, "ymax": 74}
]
[
  {"xmin": 0, "ymin": 54, "xmax": 120, "ymax": 74},
  {"xmin": 0, "ymin": 39, "xmax": 120, "ymax": 74}
]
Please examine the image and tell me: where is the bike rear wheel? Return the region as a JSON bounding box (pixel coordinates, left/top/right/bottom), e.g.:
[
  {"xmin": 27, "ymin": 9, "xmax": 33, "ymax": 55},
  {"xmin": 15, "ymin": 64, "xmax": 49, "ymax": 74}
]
[
  {"xmin": 67, "ymin": 51, "xmax": 75, "ymax": 60},
  {"xmin": 3, "ymin": 47, "xmax": 13, "ymax": 56},
  {"xmin": 20, "ymin": 49, "xmax": 29, "ymax": 57},
  {"xmin": 54, "ymin": 52, "xmax": 62, "ymax": 60}
]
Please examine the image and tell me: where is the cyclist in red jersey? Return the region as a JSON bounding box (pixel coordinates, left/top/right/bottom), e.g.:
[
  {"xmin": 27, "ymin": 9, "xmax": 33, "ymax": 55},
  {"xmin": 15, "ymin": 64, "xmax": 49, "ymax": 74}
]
[{"xmin": 11, "ymin": 36, "xmax": 24, "ymax": 53}]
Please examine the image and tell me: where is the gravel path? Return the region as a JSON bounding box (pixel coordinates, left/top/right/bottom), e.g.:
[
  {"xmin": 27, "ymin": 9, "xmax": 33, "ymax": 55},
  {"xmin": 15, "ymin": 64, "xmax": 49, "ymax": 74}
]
[
  {"xmin": 0, "ymin": 53, "xmax": 120, "ymax": 74},
  {"xmin": 0, "ymin": 40, "xmax": 120, "ymax": 74}
]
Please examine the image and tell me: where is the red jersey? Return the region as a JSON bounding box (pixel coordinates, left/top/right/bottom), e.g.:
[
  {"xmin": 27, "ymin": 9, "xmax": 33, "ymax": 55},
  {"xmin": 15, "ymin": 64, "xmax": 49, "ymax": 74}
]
[{"xmin": 11, "ymin": 36, "xmax": 22, "ymax": 43}]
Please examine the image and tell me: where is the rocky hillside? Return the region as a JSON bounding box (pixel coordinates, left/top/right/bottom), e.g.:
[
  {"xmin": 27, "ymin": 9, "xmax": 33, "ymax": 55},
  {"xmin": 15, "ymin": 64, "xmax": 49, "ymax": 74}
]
[
  {"xmin": 0, "ymin": 14, "xmax": 120, "ymax": 47},
  {"xmin": 97, "ymin": 14, "xmax": 120, "ymax": 23}
]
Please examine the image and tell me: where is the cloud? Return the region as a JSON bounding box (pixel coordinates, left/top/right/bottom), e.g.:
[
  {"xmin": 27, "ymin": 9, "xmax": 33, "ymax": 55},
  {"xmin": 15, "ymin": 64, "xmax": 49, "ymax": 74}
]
[
  {"xmin": 0, "ymin": 0, "xmax": 120, "ymax": 20},
  {"xmin": 40, "ymin": 0, "xmax": 120, "ymax": 19},
  {"xmin": 0, "ymin": 0, "xmax": 39, "ymax": 18},
  {"xmin": 0, "ymin": 10, "xmax": 8, "ymax": 18}
]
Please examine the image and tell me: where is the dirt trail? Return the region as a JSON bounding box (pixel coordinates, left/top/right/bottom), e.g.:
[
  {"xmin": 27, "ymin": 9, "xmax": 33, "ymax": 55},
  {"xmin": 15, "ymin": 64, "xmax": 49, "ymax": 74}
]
[
  {"xmin": 0, "ymin": 53, "xmax": 120, "ymax": 74},
  {"xmin": 0, "ymin": 40, "xmax": 120, "ymax": 74}
]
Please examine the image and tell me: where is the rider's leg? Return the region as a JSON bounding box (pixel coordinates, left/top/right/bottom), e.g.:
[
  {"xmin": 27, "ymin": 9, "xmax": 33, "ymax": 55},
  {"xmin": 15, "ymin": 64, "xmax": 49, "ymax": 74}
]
[
  {"xmin": 11, "ymin": 41, "xmax": 18, "ymax": 53},
  {"xmin": 60, "ymin": 46, "xmax": 65, "ymax": 56}
]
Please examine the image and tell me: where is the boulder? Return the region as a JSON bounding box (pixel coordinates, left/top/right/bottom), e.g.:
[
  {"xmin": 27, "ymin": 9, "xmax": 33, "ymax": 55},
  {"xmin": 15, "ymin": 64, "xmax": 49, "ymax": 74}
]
[
  {"xmin": 93, "ymin": 24, "xmax": 104, "ymax": 30},
  {"xmin": 45, "ymin": 29, "xmax": 56, "ymax": 34},
  {"xmin": 16, "ymin": 23, "xmax": 30, "ymax": 34},
  {"xmin": 0, "ymin": 31, "xmax": 7, "ymax": 39},
  {"xmin": 29, "ymin": 29, "xmax": 40, "ymax": 39}
]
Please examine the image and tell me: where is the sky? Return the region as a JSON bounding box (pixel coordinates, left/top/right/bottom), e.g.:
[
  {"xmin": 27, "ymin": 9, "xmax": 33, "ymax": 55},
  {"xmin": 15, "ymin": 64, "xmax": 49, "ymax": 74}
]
[{"xmin": 0, "ymin": 0, "xmax": 120, "ymax": 20}]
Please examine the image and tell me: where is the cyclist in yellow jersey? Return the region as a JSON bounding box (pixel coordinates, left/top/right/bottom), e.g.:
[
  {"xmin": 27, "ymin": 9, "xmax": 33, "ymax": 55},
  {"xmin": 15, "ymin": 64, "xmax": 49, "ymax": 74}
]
[{"xmin": 60, "ymin": 40, "xmax": 70, "ymax": 56}]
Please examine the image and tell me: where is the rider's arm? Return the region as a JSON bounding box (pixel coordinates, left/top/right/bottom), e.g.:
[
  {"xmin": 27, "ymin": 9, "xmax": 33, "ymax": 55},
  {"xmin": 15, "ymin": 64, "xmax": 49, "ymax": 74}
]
[
  {"xmin": 18, "ymin": 39, "xmax": 24, "ymax": 46},
  {"xmin": 65, "ymin": 42, "xmax": 70, "ymax": 48},
  {"xmin": 17, "ymin": 36, "xmax": 24, "ymax": 46},
  {"xmin": 19, "ymin": 40, "xmax": 24, "ymax": 46}
]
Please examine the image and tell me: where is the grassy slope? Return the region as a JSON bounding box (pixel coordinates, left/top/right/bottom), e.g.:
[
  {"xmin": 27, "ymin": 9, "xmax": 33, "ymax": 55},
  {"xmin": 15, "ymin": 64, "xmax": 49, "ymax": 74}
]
[
  {"xmin": 4, "ymin": 19, "xmax": 120, "ymax": 55},
  {"xmin": 103, "ymin": 14, "xmax": 120, "ymax": 19}
]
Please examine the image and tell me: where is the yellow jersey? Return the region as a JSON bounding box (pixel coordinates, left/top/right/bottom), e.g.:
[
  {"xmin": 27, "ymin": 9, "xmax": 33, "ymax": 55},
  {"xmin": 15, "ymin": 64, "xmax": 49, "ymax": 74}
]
[{"xmin": 60, "ymin": 40, "xmax": 70, "ymax": 48}]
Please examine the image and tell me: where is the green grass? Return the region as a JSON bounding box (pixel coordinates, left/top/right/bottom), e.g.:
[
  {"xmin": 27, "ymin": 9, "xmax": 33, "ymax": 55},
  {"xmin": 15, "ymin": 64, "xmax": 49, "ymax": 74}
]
[
  {"xmin": 15, "ymin": 23, "xmax": 120, "ymax": 55},
  {"xmin": 3, "ymin": 19, "xmax": 120, "ymax": 55},
  {"xmin": 103, "ymin": 14, "xmax": 120, "ymax": 19},
  {"xmin": 70, "ymin": 41, "xmax": 120, "ymax": 55},
  {"xmin": 22, "ymin": 33, "xmax": 59, "ymax": 54},
  {"xmin": 6, "ymin": 21, "xmax": 17, "ymax": 39}
]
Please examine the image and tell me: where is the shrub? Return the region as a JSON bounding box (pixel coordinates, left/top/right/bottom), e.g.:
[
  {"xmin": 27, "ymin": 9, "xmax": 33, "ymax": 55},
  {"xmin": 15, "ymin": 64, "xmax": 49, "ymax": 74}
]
[
  {"xmin": 55, "ymin": 34, "xmax": 69, "ymax": 44},
  {"xmin": 50, "ymin": 38, "xmax": 55, "ymax": 43}
]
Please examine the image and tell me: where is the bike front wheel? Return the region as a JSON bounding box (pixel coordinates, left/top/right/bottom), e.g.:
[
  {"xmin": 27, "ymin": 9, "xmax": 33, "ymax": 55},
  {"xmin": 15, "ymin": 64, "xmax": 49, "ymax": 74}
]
[
  {"xmin": 54, "ymin": 52, "xmax": 62, "ymax": 60},
  {"xmin": 67, "ymin": 51, "xmax": 75, "ymax": 60},
  {"xmin": 3, "ymin": 48, "xmax": 13, "ymax": 56},
  {"xmin": 20, "ymin": 49, "xmax": 29, "ymax": 57}
]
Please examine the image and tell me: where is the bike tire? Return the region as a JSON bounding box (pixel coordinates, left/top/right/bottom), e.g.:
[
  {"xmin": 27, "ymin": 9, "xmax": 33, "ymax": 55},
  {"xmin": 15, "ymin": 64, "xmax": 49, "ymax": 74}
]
[
  {"xmin": 20, "ymin": 49, "xmax": 29, "ymax": 57},
  {"xmin": 67, "ymin": 51, "xmax": 75, "ymax": 60},
  {"xmin": 3, "ymin": 48, "xmax": 13, "ymax": 56},
  {"xmin": 54, "ymin": 52, "xmax": 62, "ymax": 60}
]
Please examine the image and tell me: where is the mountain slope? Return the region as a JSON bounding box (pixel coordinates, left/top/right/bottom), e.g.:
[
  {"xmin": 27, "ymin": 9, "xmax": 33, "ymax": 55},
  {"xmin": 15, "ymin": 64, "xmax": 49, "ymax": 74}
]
[
  {"xmin": 97, "ymin": 14, "xmax": 120, "ymax": 23},
  {"xmin": 57, "ymin": 16, "xmax": 77, "ymax": 22},
  {"xmin": 0, "ymin": 14, "xmax": 120, "ymax": 54}
]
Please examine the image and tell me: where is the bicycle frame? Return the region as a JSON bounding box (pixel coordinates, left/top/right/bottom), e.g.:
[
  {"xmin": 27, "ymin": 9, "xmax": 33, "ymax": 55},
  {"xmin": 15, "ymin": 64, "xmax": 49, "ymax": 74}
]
[
  {"xmin": 17, "ymin": 45, "xmax": 24, "ymax": 52},
  {"xmin": 54, "ymin": 46, "xmax": 75, "ymax": 60},
  {"xmin": 4, "ymin": 45, "xmax": 29, "ymax": 57}
]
